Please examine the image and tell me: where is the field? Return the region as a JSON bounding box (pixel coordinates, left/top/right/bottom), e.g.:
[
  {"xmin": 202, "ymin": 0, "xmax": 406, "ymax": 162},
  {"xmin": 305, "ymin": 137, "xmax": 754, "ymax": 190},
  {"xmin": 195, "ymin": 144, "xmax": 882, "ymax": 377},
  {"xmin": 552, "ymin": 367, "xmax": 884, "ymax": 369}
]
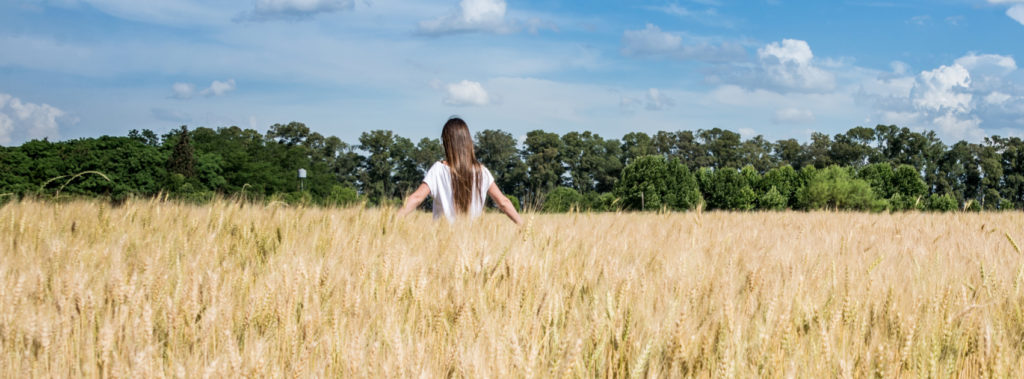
[{"xmin": 2, "ymin": 199, "xmax": 1024, "ymax": 377}]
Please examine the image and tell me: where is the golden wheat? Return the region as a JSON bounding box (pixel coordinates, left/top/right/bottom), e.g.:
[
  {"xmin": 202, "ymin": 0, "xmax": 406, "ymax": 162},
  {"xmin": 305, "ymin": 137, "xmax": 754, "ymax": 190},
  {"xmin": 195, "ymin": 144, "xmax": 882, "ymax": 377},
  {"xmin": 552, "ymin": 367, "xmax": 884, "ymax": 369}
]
[{"xmin": 2, "ymin": 199, "xmax": 1024, "ymax": 377}]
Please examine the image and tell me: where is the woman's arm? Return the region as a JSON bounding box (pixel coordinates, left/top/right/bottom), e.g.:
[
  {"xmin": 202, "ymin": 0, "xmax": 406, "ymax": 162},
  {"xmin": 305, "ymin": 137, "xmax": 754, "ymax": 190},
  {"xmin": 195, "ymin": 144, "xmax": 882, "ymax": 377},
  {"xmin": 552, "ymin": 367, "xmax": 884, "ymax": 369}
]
[
  {"xmin": 397, "ymin": 182, "xmax": 431, "ymax": 217},
  {"xmin": 487, "ymin": 183, "xmax": 523, "ymax": 225}
]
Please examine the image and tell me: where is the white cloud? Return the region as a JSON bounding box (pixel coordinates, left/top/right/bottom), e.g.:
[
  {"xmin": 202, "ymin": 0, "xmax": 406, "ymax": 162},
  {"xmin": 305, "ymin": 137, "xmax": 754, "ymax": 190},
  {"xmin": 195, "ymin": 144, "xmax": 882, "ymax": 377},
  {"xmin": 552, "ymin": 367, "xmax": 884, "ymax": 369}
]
[
  {"xmin": 772, "ymin": 108, "xmax": 816, "ymax": 124},
  {"xmin": 1008, "ymin": 5, "xmax": 1024, "ymax": 26},
  {"xmin": 0, "ymin": 93, "xmax": 66, "ymax": 145},
  {"xmin": 418, "ymin": 0, "xmax": 512, "ymax": 35},
  {"xmin": 236, "ymin": 0, "xmax": 354, "ymax": 22},
  {"xmin": 861, "ymin": 53, "xmax": 1024, "ymax": 141},
  {"xmin": 932, "ymin": 112, "xmax": 984, "ymax": 141},
  {"xmin": 987, "ymin": 1, "xmax": 1024, "ymax": 26},
  {"xmin": 912, "ymin": 64, "xmax": 972, "ymax": 113},
  {"xmin": 444, "ymin": 80, "xmax": 490, "ymax": 106},
  {"xmin": 645, "ymin": 88, "xmax": 675, "ymax": 110},
  {"xmin": 200, "ymin": 79, "xmax": 236, "ymax": 97},
  {"xmin": 954, "ymin": 53, "xmax": 1017, "ymax": 75},
  {"xmin": 621, "ymin": 24, "xmax": 745, "ymax": 62},
  {"xmin": 171, "ymin": 82, "xmax": 195, "ymax": 99},
  {"xmin": 986, "ymin": 92, "xmax": 1012, "ymax": 105},
  {"xmin": 756, "ymin": 39, "xmax": 836, "ymax": 92}
]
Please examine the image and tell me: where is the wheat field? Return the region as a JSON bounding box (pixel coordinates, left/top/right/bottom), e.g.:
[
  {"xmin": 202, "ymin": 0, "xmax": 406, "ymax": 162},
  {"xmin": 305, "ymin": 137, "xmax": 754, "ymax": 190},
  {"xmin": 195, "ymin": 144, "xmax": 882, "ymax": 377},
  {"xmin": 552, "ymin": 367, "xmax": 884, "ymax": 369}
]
[{"xmin": 2, "ymin": 199, "xmax": 1024, "ymax": 377}]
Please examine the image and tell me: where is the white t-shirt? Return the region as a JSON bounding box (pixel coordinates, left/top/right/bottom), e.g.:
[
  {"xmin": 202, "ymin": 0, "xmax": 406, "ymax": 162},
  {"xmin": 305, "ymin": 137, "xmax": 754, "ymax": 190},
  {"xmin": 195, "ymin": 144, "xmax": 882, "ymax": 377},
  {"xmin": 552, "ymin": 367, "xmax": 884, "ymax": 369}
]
[{"xmin": 422, "ymin": 161, "xmax": 494, "ymax": 221}]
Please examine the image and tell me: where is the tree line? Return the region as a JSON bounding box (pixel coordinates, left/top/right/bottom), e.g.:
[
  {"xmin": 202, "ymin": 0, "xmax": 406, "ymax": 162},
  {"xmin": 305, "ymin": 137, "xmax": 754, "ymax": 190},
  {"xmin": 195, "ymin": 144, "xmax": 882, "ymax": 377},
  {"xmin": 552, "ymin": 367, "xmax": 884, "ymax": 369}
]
[{"xmin": 1, "ymin": 122, "xmax": 1022, "ymax": 212}]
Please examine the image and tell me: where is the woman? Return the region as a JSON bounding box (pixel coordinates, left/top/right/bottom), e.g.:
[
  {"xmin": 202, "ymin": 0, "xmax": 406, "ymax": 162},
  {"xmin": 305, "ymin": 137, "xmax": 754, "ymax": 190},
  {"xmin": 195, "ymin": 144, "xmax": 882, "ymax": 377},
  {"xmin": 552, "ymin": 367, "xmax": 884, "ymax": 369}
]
[{"xmin": 397, "ymin": 117, "xmax": 523, "ymax": 225}]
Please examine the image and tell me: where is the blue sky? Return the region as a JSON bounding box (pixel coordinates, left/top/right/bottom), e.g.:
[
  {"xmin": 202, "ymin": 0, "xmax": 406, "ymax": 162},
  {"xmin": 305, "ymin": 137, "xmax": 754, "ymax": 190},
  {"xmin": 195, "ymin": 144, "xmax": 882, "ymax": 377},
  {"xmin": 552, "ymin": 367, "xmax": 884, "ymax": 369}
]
[{"xmin": 2, "ymin": 0, "xmax": 1023, "ymax": 146}]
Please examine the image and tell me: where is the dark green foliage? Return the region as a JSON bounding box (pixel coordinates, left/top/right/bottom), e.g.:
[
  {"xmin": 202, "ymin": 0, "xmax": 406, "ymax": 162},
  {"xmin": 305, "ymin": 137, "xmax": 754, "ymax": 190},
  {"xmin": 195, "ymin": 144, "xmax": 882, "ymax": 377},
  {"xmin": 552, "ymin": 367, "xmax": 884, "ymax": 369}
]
[
  {"xmin": 760, "ymin": 165, "xmax": 800, "ymax": 207},
  {"xmin": 795, "ymin": 165, "xmax": 876, "ymax": 211},
  {"xmin": 475, "ymin": 129, "xmax": 528, "ymax": 198},
  {"xmin": 759, "ymin": 186, "xmax": 788, "ymax": 210},
  {"xmin": 3, "ymin": 122, "xmax": 1024, "ymax": 213},
  {"xmin": 698, "ymin": 167, "xmax": 756, "ymax": 211},
  {"xmin": 542, "ymin": 187, "xmax": 583, "ymax": 213},
  {"xmin": 326, "ymin": 185, "xmax": 361, "ymax": 206},
  {"xmin": 167, "ymin": 126, "xmax": 195, "ymax": 179},
  {"xmin": 614, "ymin": 155, "xmax": 701, "ymax": 211},
  {"xmin": 927, "ymin": 193, "xmax": 958, "ymax": 212},
  {"xmin": 522, "ymin": 130, "xmax": 564, "ymax": 202}
]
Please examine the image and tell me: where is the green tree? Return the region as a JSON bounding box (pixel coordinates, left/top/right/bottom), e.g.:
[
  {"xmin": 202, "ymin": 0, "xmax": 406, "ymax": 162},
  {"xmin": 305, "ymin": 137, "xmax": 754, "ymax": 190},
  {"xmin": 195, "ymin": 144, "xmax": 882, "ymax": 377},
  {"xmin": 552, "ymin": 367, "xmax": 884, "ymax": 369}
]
[
  {"xmin": 167, "ymin": 126, "xmax": 196, "ymax": 179},
  {"xmin": 560, "ymin": 131, "xmax": 623, "ymax": 193},
  {"xmin": 475, "ymin": 129, "xmax": 528, "ymax": 197},
  {"xmin": 760, "ymin": 165, "xmax": 800, "ymax": 208},
  {"xmin": 699, "ymin": 167, "xmax": 756, "ymax": 210},
  {"xmin": 795, "ymin": 165, "xmax": 876, "ymax": 211},
  {"xmin": 522, "ymin": 130, "xmax": 564, "ymax": 201},
  {"xmin": 542, "ymin": 187, "xmax": 583, "ymax": 213},
  {"xmin": 614, "ymin": 155, "xmax": 701, "ymax": 211}
]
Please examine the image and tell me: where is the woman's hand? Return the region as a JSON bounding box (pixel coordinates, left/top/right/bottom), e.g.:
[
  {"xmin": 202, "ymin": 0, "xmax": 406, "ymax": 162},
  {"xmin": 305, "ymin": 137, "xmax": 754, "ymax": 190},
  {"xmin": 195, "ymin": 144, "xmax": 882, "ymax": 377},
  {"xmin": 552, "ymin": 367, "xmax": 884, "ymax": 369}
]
[
  {"xmin": 397, "ymin": 182, "xmax": 431, "ymax": 217},
  {"xmin": 487, "ymin": 183, "xmax": 523, "ymax": 225}
]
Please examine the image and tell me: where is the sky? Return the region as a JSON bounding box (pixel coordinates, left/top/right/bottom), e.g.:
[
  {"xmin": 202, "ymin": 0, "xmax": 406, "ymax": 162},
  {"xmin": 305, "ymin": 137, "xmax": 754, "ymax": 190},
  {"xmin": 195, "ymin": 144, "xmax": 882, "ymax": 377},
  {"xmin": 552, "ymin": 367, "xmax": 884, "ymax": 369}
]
[{"xmin": 1, "ymin": 0, "xmax": 1024, "ymax": 146}]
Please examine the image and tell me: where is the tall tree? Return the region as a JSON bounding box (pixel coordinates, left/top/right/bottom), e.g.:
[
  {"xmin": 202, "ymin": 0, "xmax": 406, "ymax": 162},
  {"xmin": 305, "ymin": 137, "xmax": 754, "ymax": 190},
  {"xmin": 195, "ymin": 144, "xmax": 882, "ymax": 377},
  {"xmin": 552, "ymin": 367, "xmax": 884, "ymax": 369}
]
[
  {"xmin": 358, "ymin": 130, "xmax": 399, "ymax": 202},
  {"xmin": 522, "ymin": 130, "xmax": 564, "ymax": 201},
  {"xmin": 475, "ymin": 129, "xmax": 528, "ymax": 197},
  {"xmin": 167, "ymin": 126, "xmax": 195, "ymax": 179}
]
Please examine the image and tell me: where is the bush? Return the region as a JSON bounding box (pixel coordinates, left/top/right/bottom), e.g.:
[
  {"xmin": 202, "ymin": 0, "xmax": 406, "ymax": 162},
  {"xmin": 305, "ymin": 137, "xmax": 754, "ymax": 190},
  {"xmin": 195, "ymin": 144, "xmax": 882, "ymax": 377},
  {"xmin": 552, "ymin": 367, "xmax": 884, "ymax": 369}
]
[
  {"xmin": 795, "ymin": 165, "xmax": 876, "ymax": 211},
  {"xmin": 326, "ymin": 185, "xmax": 360, "ymax": 206},
  {"xmin": 760, "ymin": 166, "xmax": 799, "ymax": 207},
  {"xmin": 542, "ymin": 187, "xmax": 583, "ymax": 213},
  {"xmin": 758, "ymin": 186, "xmax": 787, "ymax": 210},
  {"xmin": 927, "ymin": 193, "xmax": 958, "ymax": 212},
  {"xmin": 700, "ymin": 167, "xmax": 756, "ymax": 211},
  {"xmin": 614, "ymin": 155, "xmax": 701, "ymax": 211}
]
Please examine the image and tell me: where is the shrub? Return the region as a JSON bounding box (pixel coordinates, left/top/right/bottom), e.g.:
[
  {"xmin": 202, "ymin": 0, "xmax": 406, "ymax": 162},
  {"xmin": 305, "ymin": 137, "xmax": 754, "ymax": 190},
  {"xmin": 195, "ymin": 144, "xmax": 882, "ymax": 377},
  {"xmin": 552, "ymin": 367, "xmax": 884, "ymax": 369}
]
[
  {"xmin": 927, "ymin": 193, "xmax": 958, "ymax": 212},
  {"xmin": 758, "ymin": 186, "xmax": 787, "ymax": 211},
  {"xmin": 326, "ymin": 185, "xmax": 360, "ymax": 206},
  {"xmin": 795, "ymin": 165, "xmax": 876, "ymax": 211},
  {"xmin": 614, "ymin": 155, "xmax": 701, "ymax": 211},
  {"xmin": 543, "ymin": 187, "xmax": 583, "ymax": 213}
]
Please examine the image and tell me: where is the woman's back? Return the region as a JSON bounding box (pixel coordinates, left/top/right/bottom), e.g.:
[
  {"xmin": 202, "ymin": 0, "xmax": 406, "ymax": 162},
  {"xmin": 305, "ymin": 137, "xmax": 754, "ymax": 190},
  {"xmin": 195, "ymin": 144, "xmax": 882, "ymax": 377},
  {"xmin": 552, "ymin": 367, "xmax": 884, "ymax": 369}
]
[
  {"xmin": 422, "ymin": 161, "xmax": 494, "ymax": 221},
  {"xmin": 397, "ymin": 116, "xmax": 521, "ymax": 225}
]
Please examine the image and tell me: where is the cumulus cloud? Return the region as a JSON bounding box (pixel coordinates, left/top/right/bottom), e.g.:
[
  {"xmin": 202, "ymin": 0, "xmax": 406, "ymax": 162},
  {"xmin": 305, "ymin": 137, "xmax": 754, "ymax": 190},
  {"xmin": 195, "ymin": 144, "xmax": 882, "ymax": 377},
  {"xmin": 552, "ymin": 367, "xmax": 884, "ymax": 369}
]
[
  {"xmin": 200, "ymin": 79, "xmax": 236, "ymax": 97},
  {"xmin": 772, "ymin": 108, "xmax": 816, "ymax": 124},
  {"xmin": 645, "ymin": 88, "xmax": 675, "ymax": 111},
  {"xmin": 621, "ymin": 24, "xmax": 745, "ymax": 63},
  {"xmin": 0, "ymin": 93, "xmax": 66, "ymax": 145},
  {"xmin": 756, "ymin": 39, "xmax": 836, "ymax": 92},
  {"xmin": 171, "ymin": 82, "xmax": 195, "ymax": 99},
  {"xmin": 418, "ymin": 0, "xmax": 513, "ymax": 35},
  {"xmin": 912, "ymin": 64, "xmax": 972, "ymax": 113},
  {"xmin": 444, "ymin": 80, "xmax": 490, "ymax": 106},
  {"xmin": 235, "ymin": 0, "xmax": 354, "ymax": 22},
  {"xmin": 707, "ymin": 38, "xmax": 836, "ymax": 93},
  {"xmin": 858, "ymin": 53, "xmax": 1024, "ymax": 141}
]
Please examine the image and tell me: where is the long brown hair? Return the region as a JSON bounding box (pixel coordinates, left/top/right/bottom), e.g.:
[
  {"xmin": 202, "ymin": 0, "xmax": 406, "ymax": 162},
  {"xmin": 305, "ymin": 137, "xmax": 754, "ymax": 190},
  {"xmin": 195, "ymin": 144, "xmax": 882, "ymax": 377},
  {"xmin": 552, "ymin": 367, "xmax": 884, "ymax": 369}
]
[{"xmin": 441, "ymin": 117, "xmax": 483, "ymax": 214}]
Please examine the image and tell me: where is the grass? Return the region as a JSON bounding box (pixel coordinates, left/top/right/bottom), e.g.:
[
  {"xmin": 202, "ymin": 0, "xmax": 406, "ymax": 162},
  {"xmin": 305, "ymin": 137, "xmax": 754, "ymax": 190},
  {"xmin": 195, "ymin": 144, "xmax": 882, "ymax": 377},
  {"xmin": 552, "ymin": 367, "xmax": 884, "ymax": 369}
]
[{"xmin": 2, "ymin": 198, "xmax": 1024, "ymax": 377}]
